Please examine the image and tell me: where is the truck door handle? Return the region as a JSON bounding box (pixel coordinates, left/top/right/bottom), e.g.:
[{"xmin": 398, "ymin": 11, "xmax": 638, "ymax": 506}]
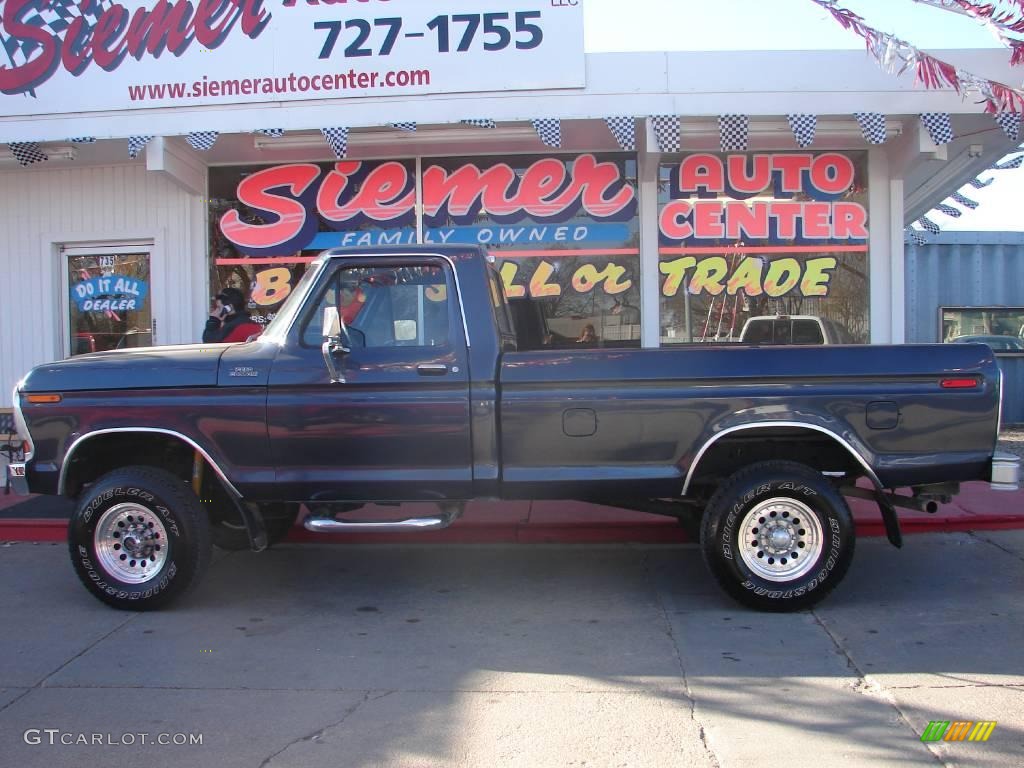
[{"xmin": 417, "ymin": 364, "xmax": 448, "ymax": 376}]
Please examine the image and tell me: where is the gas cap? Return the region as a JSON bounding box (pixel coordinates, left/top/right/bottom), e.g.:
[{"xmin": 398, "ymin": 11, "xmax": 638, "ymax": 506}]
[
  {"xmin": 563, "ymin": 408, "xmax": 597, "ymax": 437},
  {"xmin": 866, "ymin": 401, "xmax": 900, "ymax": 430}
]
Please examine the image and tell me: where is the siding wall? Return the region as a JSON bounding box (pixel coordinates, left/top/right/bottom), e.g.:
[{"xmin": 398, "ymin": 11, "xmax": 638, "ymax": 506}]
[
  {"xmin": 906, "ymin": 232, "xmax": 1024, "ymax": 424},
  {"xmin": 0, "ymin": 163, "xmax": 206, "ymax": 407}
]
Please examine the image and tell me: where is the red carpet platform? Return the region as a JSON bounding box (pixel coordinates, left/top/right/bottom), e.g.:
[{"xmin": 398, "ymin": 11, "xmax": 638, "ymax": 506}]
[{"xmin": 1, "ymin": 481, "xmax": 1021, "ymax": 544}]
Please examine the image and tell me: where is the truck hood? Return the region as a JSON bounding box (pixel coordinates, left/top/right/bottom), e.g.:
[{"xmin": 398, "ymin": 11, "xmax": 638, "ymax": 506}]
[{"xmin": 19, "ymin": 344, "xmax": 228, "ymax": 392}]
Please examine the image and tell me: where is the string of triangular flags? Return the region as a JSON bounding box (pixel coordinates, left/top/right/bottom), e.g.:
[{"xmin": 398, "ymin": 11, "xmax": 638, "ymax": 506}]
[
  {"xmin": 5, "ymin": 111, "xmax": 1021, "ymax": 164},
  {"xmin": 910, "ymin": 0, "xmax": 1024, "ymax": 66},
  {"xmin": 618, "ymin": 112, "xmax": 1018, "ymax": 153},
  {"xmin": 906, "ymin": 148, "xmax": 1021, "ymax": 246},
  {"xmin": 812, "ymin": 0, "xmax": 1024, "ymax": 113}
]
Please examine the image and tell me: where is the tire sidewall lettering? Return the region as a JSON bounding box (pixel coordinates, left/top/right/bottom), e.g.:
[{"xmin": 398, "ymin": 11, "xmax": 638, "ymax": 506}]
[
  {"xmin": 716, "ymin": 472, "xmax": 851, "ymax": 601},
  {"xmin": 75, "ymin": 484, "xmax": 181, "ymax": 599}
]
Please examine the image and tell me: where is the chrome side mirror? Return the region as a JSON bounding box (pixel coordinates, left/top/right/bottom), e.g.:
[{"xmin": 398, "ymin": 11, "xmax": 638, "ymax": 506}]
[{"xmin": 321, "ymin": 306, "xmax": 350, "ymax": 384}]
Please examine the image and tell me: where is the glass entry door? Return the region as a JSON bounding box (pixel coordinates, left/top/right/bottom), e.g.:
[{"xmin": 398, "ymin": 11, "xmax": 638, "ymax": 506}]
[{"xmin": 66, "ymin": 248, "xmax": 152, "ymax": 356}]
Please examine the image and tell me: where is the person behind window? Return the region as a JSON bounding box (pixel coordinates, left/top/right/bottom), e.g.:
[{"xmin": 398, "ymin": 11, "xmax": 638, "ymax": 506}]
[
  {"xmin": 339, "ymin": 281, "xmax": 365, "ymax": 326},
  {"xmin": 202, "ymin": 287, "xmax": 262, "ymax": 343},
  {"xmin": 576, "ymin": 323, "xmax": 598, "ymax": 344}
]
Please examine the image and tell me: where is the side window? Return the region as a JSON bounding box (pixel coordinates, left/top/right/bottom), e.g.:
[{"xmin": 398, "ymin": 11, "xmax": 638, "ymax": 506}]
[{"xmin": 303, "ymin": 264, "xmax": 451, "ymax": 348}]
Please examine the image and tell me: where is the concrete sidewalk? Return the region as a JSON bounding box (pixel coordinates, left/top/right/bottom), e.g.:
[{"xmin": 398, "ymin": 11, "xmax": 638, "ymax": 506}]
[
  {"xmin": 1, "ymin": 532, "xmax": 1022, "ymax": 767},
  {"xmin": 1, "ymin": 480, "xmax": 1021, "ymax": 544}
]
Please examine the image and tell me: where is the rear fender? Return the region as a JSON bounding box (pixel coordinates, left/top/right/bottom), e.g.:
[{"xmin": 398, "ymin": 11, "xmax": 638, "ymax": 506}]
[{"xmin": 682, "ymin": 414, "xmax": 882, "ymax": 496}]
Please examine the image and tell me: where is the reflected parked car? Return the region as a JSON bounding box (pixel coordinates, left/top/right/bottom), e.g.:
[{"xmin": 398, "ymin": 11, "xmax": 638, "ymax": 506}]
[
  {"xmin": 948, "ymin": 334, "xmax": 1024, "ymax": 352},
  {"xmin": 739, "ymin": 315, "xmax": 852, "ymax": 345}
]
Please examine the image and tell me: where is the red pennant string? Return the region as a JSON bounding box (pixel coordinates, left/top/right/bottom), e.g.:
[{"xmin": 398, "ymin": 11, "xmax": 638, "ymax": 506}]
[
  {"xmin": 811, "ymin": 0, "xmax": 1024, "ymax": 112},
  {"xmin": 913, "ymin": 1, "xmax": 1024, "ymax": 64}
]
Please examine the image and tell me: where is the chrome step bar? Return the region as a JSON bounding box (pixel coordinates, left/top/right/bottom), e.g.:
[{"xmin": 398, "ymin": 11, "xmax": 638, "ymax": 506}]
[{"xmin": 302, "ymin": 504, "xmax": 463, "ymax": 534}]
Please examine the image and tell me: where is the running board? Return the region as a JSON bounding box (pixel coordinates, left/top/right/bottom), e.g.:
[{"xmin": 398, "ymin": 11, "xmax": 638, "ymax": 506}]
[{"xmin": 303, "ymin": 506, "xmax": 462, "ymax": 534}]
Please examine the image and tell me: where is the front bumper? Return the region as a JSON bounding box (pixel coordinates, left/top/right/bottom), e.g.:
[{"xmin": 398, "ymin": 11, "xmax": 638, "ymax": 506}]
[
  {"xmin": 6, "ymin": 462, "xmax": 29, "ymax": 496},
  {"xmin": 992, "ymin": 451, "xmax": 1021, "ymax": 492}
]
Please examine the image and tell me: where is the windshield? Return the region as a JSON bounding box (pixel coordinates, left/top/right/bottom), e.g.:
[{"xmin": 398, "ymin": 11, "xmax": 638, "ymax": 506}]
[{"xmin": 259, "ymin": 259, "xmax": 325, "ymax": 343}]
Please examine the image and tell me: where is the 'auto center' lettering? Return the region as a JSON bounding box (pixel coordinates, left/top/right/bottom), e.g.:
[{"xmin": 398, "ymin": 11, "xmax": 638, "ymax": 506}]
[{"xmin": 660, "ymin": 153, "xmax": 868, "ymax": 243}]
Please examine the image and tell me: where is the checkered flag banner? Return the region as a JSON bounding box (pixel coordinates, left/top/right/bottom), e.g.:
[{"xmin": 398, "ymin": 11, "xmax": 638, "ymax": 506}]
[
  {"xmin": 934, "ymin": 203, "xmax": 962, "ymax": 218},
  {"xmin": 186, "ymin": 132, "xmax": 219, "ymax": 151},
  {"xmin": 532, "ymin": 119, "xmax": 561, "ymax": 148},
  {"xmin": 787, "ymin": 114, "xmax": 817, "ymax": 148},
  {"xmin": 951, "ymin": 191, "xmax": 979, "ymax": 209},
  {"xmin": 920, "ymin": 113, "xmax": 954, "ymax": 146},
  {"xmin": 967, "ymin": 176, "xmax": 994, "ymax": 189},
  {"xmin": 253, "ymin": 129, "xmax": 285, "ymax": 138},
  {"xmin": 651, "ymin": 115, "xmax": 680, "ymax": 153},
  {"xmin": 917, "ymin": 216, "xmax": 941, "ymax": 235},
  {"xmin": 0, "ymin": 1, "xmax": 112, "ymax": 93},
  {"xmin": 605, "ymin": 117, "xmax": 635, "ymax": 151},
  {"xmin": 392, "ymin": 122, "xmax": 417, "ymax": 132},
  {"xmin": 719, "ymin": 115, "xmax": 748, "ymax": 152},
  {"xmin": 68, "ymin": 137, "xmax": 96, "ymax": 143},
  {"xmin": 854, "ymin": 113, "xmax": 888, "ymax": 144},
  {"xmin": 321, "ymin": 127, "xmax": 349, "ymax": 158},
  {"xmin": 994, "ymin": 113, "xmax": 1021, "ymax": 142},
  {"xmin": 905, "ymin": 227, "xmax": 928, "ymax": 247},
  {"xmin": 993, "ymin": 154, "xmax": 1024, "ymax": 170},
  {"xmin": 127, "ymin": 136, "xmax": 153, "ymax": 159},
  {"xmin": 7, "ymin": 142, "xmax": 47, "ymax": 166},
  {"xmin": 461, "ymin": 119, "xmax": 496, "ymax": 129}
]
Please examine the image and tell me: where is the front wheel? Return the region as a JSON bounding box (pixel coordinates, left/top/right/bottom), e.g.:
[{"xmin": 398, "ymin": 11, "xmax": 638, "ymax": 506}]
[
  {"xmin": 701, "ymin": 460, "xmax": 855, "ymax": 611},
  {"xmin": 68, "ymin": 466, "xmax": 212, "ymax": 610}
]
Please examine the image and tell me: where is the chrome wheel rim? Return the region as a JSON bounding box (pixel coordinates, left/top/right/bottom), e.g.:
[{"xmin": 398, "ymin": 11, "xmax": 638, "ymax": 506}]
[
  {"xmin": 94, "ymin": 503, "xmax": 168, "ymax": 584},
  {"xmin": 738, "ymin": 498, "xmax": 823, "ymax": 582}
]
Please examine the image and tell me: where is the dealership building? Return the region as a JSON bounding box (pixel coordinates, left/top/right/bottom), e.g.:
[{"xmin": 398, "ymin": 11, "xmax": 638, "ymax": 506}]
[{"xmin": 1, "ymin": 1, "xmax": 1022, "ymax": 416}]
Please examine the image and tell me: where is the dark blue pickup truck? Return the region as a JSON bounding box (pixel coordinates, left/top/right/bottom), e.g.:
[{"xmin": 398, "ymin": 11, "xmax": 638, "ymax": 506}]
[{"xmin": 8, "ymin": 246, "xmax": 1020, "ymax": 611}]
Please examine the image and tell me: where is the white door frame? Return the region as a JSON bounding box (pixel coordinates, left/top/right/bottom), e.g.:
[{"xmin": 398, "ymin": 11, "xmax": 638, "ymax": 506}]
[{"xmin": 60, "ymin": 241, "xmax": 155, "ymax": 359}]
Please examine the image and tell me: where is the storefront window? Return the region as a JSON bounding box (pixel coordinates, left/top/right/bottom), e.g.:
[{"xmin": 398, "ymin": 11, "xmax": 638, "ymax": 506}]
[
  {"xmin": 423, "ymin": 153, "xmax": 639, "ymax": 348},
  {"xmin": 210, "ymin": 153, "xmax": 639, "ymax": 347},
  {"xmin": 941, "ymin": 307, "xmax": 1024, "ymax": 353},
  {"xmin": 209, "ymin": 160, "xmax": 417, "ymax": 328},
  {"xmin": 658, "ymin": 152, "xmax": 870, "ymax": 345}
]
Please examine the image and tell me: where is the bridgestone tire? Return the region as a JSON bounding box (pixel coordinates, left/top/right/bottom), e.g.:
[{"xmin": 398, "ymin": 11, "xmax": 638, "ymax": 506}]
[
  {"xmin": 701, "ymin": 460, "xmax": 855, "ymax": 612},
  {"xmin": 68, "ymin": 466, "xmax": 212, "ymax": 611}
]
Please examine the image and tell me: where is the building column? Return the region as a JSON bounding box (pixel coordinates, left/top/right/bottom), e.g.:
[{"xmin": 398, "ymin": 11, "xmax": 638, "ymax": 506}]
[
  {"xmin": 868, "ymin": 147, "xmax": 894, "ymax": 344},
  {"xmin": 638, "ymin": 119, "xmax": 661, "ymax": 349},
  {"xmin": 888, "ymin": 177, "xmax": 906, "ymax": 343}
]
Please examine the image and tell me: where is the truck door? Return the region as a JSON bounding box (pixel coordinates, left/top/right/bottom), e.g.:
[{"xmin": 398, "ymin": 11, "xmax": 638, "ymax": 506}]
[{"xmin": 266, "ymin": 257, "xmax": 472, "ymax": 501}]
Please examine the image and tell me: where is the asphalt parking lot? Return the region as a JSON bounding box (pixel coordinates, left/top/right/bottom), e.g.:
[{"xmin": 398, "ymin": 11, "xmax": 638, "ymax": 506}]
[{"xmin": 1, "ymin": 531, "xmax": 1022, "ymax": 767}]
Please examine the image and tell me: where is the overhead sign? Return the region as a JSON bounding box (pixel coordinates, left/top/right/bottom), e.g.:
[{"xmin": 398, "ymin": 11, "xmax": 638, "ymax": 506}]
[{"xmin": 0, "ymin": 0, "xmax": 585, "ymax": 116}]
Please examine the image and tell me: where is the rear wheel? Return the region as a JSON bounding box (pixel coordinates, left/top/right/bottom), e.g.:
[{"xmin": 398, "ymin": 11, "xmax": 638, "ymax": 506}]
[
  {"xmin": 68, "ymin": 466, "xmax": 211, "ymax": 610},
  {"xmin": 701, "ymin": 460, "xmax": 855, "ymax": 611}
]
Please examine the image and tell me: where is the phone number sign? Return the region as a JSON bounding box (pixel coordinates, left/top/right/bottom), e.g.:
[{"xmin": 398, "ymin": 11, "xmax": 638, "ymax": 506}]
[{"xmin": 0, "ymin": 0, "xmax": 585, "ymax": 116}]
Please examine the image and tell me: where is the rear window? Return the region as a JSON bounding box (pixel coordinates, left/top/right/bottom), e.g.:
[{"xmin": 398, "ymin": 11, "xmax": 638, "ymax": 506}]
[
  {"xmin": 791, "ymin": 320, "xmax": 824, "ymax": 344},
  {"xmin": 743, "ymin": 321, "xmax": 773, "ymax": 344}
]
